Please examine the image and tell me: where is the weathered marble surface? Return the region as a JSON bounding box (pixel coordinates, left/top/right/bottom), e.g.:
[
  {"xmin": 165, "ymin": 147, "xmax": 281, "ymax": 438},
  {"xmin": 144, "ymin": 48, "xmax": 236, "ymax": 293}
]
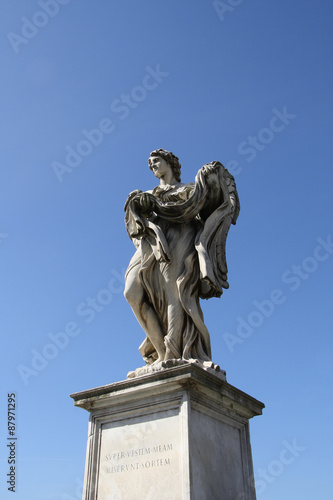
[
  {"xmin": 124, "ymin": 149, "xmax": 240, "ymax": 371},
  {"xmin": 126, "ymin": 358, "xmax": 226, "ymax": 381},
  {"xmin": 71, "ymin": 364, "xmax": 264, "ymax": 500}
]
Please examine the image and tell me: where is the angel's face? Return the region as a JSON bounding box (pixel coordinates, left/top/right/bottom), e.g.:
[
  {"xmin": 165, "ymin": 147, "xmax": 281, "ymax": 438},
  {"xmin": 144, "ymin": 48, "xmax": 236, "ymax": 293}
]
[{"xmin": 149, "ymin": 156, "xmax": 171, "ymax": 179}]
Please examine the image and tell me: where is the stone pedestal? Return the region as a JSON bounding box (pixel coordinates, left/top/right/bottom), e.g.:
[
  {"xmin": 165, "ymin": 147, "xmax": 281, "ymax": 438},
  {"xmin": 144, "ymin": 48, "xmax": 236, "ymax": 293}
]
[{"xmin": 71, "ymin": 364, "xmax": 264, "ymax": 500}]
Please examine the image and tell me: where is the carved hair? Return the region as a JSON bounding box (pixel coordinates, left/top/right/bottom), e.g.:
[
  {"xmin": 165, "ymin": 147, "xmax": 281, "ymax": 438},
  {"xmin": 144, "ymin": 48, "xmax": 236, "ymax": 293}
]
[{"xmin": 148, "ymin": 149, "xmax": 181, "ymax": 182}]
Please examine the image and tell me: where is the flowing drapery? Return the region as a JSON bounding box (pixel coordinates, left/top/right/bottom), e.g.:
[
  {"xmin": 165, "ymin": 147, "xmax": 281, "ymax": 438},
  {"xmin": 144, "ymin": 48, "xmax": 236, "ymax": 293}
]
[{"xmin": 125, "ymin": 162, "xmax": 239, "ymax": 364}]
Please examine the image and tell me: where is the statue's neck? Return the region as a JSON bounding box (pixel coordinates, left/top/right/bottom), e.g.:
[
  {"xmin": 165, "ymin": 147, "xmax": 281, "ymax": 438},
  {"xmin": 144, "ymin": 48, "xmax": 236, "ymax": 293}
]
[{"xmin": 159, "ymin": 172, "xmax": 177, "ymax": 186}]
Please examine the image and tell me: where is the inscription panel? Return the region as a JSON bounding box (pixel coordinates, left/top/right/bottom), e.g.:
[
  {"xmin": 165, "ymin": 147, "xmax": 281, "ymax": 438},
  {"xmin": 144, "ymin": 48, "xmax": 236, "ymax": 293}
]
[{"xmin": 97, "ymin": 411, "xmax": 181, "ymax": 499}]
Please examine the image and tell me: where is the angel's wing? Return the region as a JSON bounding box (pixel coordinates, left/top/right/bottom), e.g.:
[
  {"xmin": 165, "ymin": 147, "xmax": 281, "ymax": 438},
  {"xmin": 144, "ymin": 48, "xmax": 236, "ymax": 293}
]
[{"xmin": 196, "ymin": 161, "xmax": 240, "ymax": 299}]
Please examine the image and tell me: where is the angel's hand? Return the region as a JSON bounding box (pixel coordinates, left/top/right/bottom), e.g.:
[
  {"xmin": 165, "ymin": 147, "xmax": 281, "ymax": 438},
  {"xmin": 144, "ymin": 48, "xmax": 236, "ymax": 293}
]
[
  {"xmin": 202, "ymin": 163, "xmax": 218, "ymax": 176},
  {"xmin": 137, "ymin": 192, "xmax": 156, "ymax": 217}
]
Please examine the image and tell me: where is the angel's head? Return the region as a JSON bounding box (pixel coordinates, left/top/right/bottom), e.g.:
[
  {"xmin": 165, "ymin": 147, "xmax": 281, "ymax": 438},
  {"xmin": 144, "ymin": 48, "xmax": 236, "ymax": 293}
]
[{"xmin": 148, "ymin": 149, "xmax": 181, "ymax": 182}]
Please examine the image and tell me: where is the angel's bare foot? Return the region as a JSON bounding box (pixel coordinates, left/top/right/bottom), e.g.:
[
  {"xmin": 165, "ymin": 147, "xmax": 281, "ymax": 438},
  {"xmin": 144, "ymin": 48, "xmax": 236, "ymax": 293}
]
[
  {"xmin": 164, "ymin": 347, "xmax": 176, "ymax": 361},
  {"xmin": 152, "ymin": 356, "xmax": 164, "ymax": 366}
]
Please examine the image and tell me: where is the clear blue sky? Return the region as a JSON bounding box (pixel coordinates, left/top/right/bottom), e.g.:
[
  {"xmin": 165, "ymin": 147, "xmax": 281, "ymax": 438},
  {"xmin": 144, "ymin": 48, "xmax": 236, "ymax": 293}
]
[{"xmin": 1, "ymin": 1, "xmax": 332, "ymax": 499}]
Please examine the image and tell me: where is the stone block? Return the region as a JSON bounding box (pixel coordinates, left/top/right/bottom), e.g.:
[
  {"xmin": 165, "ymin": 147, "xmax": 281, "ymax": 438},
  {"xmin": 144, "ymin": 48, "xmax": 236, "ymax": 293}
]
[{"xmin": 71, "ymin": 364, "xmax": 264, "ymax": 499}]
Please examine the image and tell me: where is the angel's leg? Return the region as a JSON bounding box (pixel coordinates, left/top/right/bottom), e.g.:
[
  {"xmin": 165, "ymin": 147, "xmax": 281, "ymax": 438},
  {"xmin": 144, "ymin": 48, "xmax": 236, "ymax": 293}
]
[
  {"xmin": 164, "ymin": 298, "xmax": 184, "ymax": 360},
  {"xmin": 124, "ymin": 264, "xmax": 166, "ymax": 362},
  {"xmin": 163, "ymin": 268, "xmax": 185, "ymax": 360}
]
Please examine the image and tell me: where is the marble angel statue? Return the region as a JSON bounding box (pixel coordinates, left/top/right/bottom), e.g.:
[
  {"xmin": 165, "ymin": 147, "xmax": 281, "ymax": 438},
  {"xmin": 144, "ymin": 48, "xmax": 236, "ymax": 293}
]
[{"xmin": 124, "ymin": 149, "xmax": 239, "ymax": 374}]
